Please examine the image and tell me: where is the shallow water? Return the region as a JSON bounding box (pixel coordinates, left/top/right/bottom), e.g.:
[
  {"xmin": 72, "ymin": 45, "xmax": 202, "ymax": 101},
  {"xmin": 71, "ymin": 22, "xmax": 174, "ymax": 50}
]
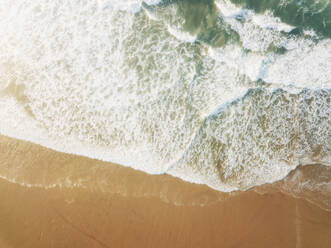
[{"xmin": 0, "ymin": 0, "xmax": 330, "ymax": 206}]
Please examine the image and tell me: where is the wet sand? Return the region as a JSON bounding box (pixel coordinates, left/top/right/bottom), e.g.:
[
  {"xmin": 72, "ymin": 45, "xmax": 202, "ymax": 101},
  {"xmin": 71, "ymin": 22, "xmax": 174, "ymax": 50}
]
[{"xmin": 0, "ymin": 135, "xmax": 330, "ymax": 248}]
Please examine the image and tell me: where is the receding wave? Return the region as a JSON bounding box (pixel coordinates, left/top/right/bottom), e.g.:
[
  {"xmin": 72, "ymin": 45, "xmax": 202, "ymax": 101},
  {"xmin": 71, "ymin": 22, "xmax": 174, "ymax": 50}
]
[{"xmin": 0, "ymin": 0, "xmax": 330, "ymax": 208}]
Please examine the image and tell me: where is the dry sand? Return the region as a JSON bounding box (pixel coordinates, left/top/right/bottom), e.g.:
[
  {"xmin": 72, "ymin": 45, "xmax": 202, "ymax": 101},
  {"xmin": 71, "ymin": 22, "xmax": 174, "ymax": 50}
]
[{"xmin": 0, "ymin": 135, "xmax": 330, "ymax": 248}]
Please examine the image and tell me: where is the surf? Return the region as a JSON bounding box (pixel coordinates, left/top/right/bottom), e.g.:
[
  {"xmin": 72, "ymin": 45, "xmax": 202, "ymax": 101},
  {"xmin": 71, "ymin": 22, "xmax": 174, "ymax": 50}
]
[{"xmin": 0, "ymin": 0, "xmax": 330, "ymax": 207}]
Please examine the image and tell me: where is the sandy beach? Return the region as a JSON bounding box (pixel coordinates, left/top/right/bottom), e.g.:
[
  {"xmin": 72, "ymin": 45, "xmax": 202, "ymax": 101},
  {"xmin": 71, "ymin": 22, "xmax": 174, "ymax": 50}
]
[
  {"xmin": 1, "ymin": 1, "xmax": 330, "ymax": 247},
  {"xmin": 0, "ymin": 135, "xmax": 330, "ymax": 248}
]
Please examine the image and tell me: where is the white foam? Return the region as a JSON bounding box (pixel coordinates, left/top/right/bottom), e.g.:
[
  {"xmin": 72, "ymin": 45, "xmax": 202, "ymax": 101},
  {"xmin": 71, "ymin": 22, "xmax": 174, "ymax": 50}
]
[
  {"xmin": 251, "ymin": 11, "xmax": 294, "ymax": 33},
  {"xmin": 0, "ymin": 0, "xmax": 330, "ymax": 193},
  {"xmin": 166, "ymin": 25, "xmax": 197, "ymax": 43},
  {"xmin": 212, "ymin": 0, "xmax": 331, "ymax": 89},
  {"xmin": 143, "ymin": 0, "xmax": 162, "ymax": 5}
]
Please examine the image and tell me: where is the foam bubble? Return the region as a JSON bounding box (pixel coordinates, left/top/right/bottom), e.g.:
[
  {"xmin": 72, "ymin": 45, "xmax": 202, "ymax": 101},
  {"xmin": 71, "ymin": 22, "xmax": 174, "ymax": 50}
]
[
  {"xmin": 170, "ymin": 88, "xmax": 330, "ymax": 191},
  {"xmin": 0, "ymin": 0, "xmax": 330, "ymax": 195}
]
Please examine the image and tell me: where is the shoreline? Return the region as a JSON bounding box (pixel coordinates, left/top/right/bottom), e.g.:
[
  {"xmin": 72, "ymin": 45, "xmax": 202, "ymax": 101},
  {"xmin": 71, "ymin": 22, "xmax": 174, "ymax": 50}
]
[
  {"xmin": 1, "ymin": 134, "xmax": 330, "ymax": 209},
  {"xmin": 0, "ymin": 134, "xmax": 331, "ymax": 247}
]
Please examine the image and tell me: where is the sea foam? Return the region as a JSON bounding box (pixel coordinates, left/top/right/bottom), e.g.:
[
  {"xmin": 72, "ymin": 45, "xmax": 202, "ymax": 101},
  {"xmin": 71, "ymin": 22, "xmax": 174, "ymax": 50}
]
[{"xmin": 0, "ymin": 0, "xmax": 330, "ymax": 194}]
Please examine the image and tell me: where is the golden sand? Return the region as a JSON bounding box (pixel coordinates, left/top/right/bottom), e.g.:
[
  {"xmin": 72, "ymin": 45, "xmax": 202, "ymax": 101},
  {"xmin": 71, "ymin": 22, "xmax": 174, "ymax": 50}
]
[{"xmin": 0, "ymin": 135, "xmax": 330, "ymax": 248}]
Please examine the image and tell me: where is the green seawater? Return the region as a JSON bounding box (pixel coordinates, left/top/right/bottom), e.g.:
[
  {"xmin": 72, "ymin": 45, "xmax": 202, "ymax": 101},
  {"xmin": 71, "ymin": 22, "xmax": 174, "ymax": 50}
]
[{"xmin": 229, "ymin": 0, "xmax": 330, "ymax": 37}]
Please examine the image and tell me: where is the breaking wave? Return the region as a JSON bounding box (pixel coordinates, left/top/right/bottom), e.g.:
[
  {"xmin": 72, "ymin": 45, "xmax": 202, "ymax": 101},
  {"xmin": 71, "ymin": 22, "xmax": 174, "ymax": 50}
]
[{"xmin": 0, "ymin": 0, "xmax": 330, "ymax": 207}]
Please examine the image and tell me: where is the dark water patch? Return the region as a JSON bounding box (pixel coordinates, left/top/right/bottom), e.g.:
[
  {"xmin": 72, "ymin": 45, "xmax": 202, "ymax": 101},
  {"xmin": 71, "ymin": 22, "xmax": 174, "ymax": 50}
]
[
  {"xmin": 230, "ymin": 0, "xmax": 331, "ymax": 38},
  {"xmin": 143, "ymin": 0, "xmax": 239, "ymax": 47}
]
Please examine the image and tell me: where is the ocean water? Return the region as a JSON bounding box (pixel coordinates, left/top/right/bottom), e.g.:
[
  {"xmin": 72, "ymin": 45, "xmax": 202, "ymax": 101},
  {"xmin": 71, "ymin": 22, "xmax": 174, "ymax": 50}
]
[{"xmin": 0, "ymin": 0, "xmax": 330, "ymax": 204}]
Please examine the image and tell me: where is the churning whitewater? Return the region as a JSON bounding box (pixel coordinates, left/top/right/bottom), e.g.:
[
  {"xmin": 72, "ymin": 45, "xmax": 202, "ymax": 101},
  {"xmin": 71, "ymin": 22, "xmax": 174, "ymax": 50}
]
[{"xmin": 0, "ymin": 0, "xmax": 330, "ymax": 193}]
